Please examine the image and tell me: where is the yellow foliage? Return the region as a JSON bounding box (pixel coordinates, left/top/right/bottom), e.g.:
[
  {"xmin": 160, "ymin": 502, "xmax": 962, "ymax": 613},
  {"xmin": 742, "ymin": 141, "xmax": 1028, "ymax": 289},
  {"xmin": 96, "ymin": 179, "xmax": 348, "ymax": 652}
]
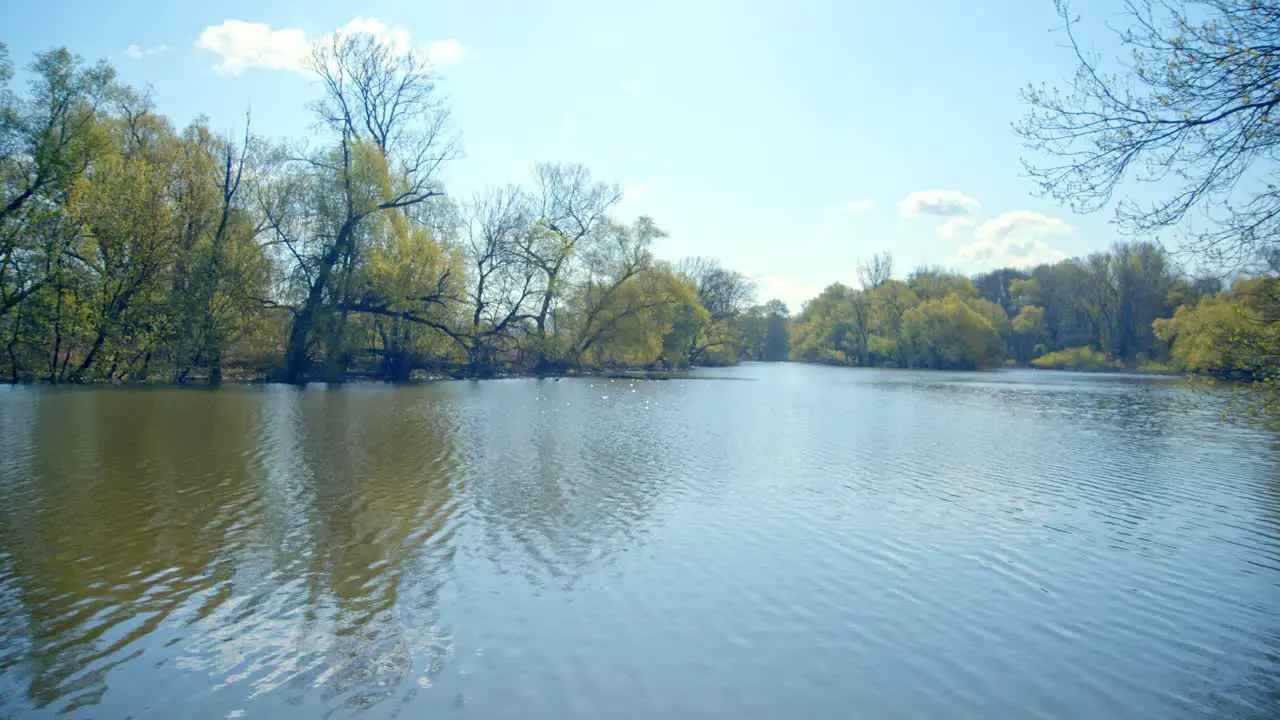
[
  {"xmin": 1031, "ymin": 346, "xmax": 1121, "ymax": 371},
  {"xmin": 1012, "ymin": 305, "xmax": 1046, "ymax": 335},
  {"xmin": 1153, "ymin": 278, "xmax": 1279, "ymax": 381},
  {"xmin": 900, "ymin": 293, "xmax": 1004, "ymax": 370},
  {"xmin": 576, "ymin": 266, "xmax": 701, "ymax": 366}
]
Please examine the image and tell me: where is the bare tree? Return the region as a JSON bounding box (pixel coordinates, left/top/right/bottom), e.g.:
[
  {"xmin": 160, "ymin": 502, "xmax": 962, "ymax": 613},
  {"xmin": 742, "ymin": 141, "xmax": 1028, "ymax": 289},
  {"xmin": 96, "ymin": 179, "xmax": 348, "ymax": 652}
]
[
  {"xmin": 856, "ymin": 252, "xmax": 894, "ymax": 289},
  {"xmin": 677, "ymin": 257, "xmax": 755, "ymax": 321},
  {"xmin": 1018, "ymin": 0, "xmax": 1280, "ymax": 268},
  {"xmin": 519, "ymin": 163, "xmax": 621, "ymax": 367},
  {"xmin": 457, "ymin": 185, "xmax": 541, "ymax": 372},
  {"xmin": 270, "ymin": 29, "xmax": 457, "ymax": 383},
  {"xmin": 676, "ymin": 257, "xmax": 756, "ymax": 363}
]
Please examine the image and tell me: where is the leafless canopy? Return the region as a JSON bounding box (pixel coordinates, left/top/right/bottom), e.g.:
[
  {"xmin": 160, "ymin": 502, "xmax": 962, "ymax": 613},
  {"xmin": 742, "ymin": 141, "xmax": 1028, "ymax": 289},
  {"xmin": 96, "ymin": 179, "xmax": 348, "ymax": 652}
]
[
  {"xmin": 463, "ymin": 186, "xmax": 539, "ymax": 340},
  {"xmin": 581, "ymin": 216, "xmax": 661, "ymax": 285},
  {"xmin": 532, "ymin": 163, "xmax": 622, "ymax": 242},
  {"xmin": 857, "ymin": 252, "xmax": 894, "ymax": 289},
  {"xmin": 1018, "ymin": 0, "xmax": 1280, "ymax": 269},
  {"xmin": 678, "ymin": 257, "xmax": 756, "ymax": 320},
  {"xmin": 310, "ymin": 30, "xmax": 456, "ymax": 207},
  {"xmin": 520, "ymin": 163, "xmax": 621, "ymax": 337}
]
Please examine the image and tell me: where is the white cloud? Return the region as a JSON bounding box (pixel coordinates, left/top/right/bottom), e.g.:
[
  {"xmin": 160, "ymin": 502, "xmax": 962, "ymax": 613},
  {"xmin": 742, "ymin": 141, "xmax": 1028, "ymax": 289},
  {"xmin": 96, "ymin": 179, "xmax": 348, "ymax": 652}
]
[
  {"xmin": 339, "ymin": 17, "xmax": 413, "ymax": 55},
  {"xmin": 973, "ymin": 210, "xmax": 1072, "ymax": 241},
  {"xmin": 839, "ymin": 199, "xmax": 875, "ymax": 214},
  {"xmin": 198, "ymin": 20, "xmax": 311, "ymax": 74},
  {"xmin": 424, "ymin": 39, "xmax": 466, "ymax": 66},
  {"xmin": 952, "ymin": 210, "xmax": 1073, "ymax": 270},
  {"xmin": 621, "ymin": 79, "xmax": 643, "ymax": 94},
  {"xmin": 622, "ymin": 183, "xmax": 649, "ymax": 202},
  {"xmin": 898, "ymin": 190, "xmax": 981, "ymax": 217},
  {"xmin": 748, "ymin": 272, "xmax": 821, "ymax": 312},
  {"xmin": 953, "ymin": 237, "xmax": 1068, "ymax": 269},
  {"xmin": 126, "ymin": 44, "xmax": 172, "ymax": 60},
  {"xmin": 197, "ymin": 18, "xmax": 465, "ymax": 76},
  {"xmin": 935, "ymin": 217, "xmax": 975, "ymax": 238}
]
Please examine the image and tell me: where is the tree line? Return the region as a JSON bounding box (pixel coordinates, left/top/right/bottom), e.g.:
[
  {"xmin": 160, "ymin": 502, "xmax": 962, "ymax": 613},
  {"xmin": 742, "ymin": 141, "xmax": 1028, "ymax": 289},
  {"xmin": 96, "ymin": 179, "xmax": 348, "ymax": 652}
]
[
  {"xmin": 788, "ymin": 248, "xmax": 1277, "ymax": 383},
  {"xmin": 4, "ymin": 0, "xmax": 1277, "ymax": 396},
  {"xmin": 0, "ymin": 37, "xmax": 789, "ymax": 384},
  {"xmin": 789, "ymin": 0, "xmax": 1280, "ymax": 417},
  {"xmin": 1011, "ymin": 0, "xmax": 1280, "ymax": 415}
]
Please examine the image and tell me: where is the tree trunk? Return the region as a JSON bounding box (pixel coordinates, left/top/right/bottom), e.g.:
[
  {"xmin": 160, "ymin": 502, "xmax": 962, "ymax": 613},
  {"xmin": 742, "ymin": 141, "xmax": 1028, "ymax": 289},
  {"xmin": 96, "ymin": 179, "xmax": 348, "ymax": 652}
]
[
  {"xmin": 283, "ymin": 219, "xmax": 356, "ymax": 384},
  {"xmin": 207, "ymin": 345, "xmax": 223, "ymax": 387},
  {"xmin": 74, "ymin": 330, "xmax": 108, "ymax": 381},
  {"xmin": 48, "ymin": 285, "xmax": 63, "ymax": 384},
  {"xmin": 136, "ymin": 351, "xmax": 152, "ymax": 382},
  {"xmin": 7, "ymin": 313, "xmax": 20, "ymax": 384},
  {"xmin": 58, "ymin": 343, "xmax": 72, "ymax": 382},
  {"xmin": 323, "ymin": 309, "xmax": 349, "ymax": 383}
]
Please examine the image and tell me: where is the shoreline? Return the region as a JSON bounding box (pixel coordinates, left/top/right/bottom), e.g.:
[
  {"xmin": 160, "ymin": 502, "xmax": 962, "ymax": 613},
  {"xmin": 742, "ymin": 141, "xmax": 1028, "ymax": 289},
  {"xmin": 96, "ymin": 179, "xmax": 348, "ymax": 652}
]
[
  {"xmin": 0, "ymin": 365, "xmax": 702, "ymax": 389},
  {"xmin": 788, "ymin": 359, "xmax": 1186, "ymax": 378},
  {"xmin": 0, "ymin": 360, "xmax": 1200, "ymax": 389}
]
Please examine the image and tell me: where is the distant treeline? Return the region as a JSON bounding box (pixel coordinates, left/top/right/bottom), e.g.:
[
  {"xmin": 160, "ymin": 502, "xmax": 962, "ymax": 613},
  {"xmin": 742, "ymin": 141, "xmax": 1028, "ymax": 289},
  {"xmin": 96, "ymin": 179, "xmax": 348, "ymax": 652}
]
[{"xmin": 789, "ymin": 248, "xmax": 1278, "ymax": 386}]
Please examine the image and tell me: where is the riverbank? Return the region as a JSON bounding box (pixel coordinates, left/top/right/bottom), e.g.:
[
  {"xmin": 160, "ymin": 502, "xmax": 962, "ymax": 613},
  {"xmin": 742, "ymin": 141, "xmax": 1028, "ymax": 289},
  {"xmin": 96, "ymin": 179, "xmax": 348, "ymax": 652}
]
[
  {"xmin": 2, "ymin": 358, "xmax": 1202, "ymax": 388},
  {"xmin": 789, "ymin": 357, "xmax": 1185, "ymax": 378},
  {"xmin": 0, "ymin": 365, "xmax": 699, "ymax": 388},
  {"xmin": 1007, "ymin": 362, "xmax": 1182, "ymax": 377}
]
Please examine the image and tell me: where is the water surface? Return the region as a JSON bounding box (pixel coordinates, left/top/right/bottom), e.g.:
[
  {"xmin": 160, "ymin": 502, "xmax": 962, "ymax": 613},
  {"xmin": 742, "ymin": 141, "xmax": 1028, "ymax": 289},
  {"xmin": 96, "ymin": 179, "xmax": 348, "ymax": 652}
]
[{"xmin": 0, "ymin": 364, "xmax": 1277, "ymax": 718}]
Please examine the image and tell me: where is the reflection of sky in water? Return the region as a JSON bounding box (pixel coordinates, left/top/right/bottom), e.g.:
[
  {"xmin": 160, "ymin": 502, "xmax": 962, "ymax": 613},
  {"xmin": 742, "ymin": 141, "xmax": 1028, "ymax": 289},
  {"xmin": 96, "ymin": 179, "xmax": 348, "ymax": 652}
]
[{"xmin": 0, "ymin": 367, "xmax": 1276, "ymax": 719}]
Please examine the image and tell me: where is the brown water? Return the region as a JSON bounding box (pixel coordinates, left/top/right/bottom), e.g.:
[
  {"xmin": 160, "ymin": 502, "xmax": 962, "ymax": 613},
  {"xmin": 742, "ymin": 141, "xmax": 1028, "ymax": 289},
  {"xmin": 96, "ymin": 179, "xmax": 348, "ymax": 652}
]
[{"xmin": 0, "ymin": 364, "xmax": 1277, "ymax": 718}]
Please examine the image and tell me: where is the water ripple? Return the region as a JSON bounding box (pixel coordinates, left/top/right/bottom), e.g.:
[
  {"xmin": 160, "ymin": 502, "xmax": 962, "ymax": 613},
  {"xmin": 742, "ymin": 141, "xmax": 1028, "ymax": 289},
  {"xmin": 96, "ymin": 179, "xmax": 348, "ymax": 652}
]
[{"xmin": 0, "ymin": 368, "xmax": 1276, "ymax": 718}]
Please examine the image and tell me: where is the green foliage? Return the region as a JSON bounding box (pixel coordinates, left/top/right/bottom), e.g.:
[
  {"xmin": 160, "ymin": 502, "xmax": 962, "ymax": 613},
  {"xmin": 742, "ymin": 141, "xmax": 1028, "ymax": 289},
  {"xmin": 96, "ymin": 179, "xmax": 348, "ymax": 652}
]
[
  {"xmin": 907, "ymin": 267, "xmax": 978, "ymax": 302},
  {"xmin": 900, "ymin": 294, "xmax": 1005, "ymax": 370},
  {"xmin": 737, "ymin": 299, "xmax": 790, "ymax": 362},
  {"xmin": 0, "ymin": 40, "xmax": 775, "ymax": 384},
  {"xmin": 974, "ymin": 267, "xmax": 1029, "ymax": 317},
  {"xmin": 782, "ymin": 241, "xmax": 1239, "ymax": 378},
  {"xmin": 789, "ymin": 275, "xmax": 1002, "ymax": 371},
  {"xmin": 573, "ymin": 261, "xmax": 702, "ymax": 368},
  {"xmin": 1011, "ymin": 305, "xmax": 1046, "ymax": 334},
  {"xmin": 789, "ymin": 283, "xmax": 856, "ymax": 363},
  {"xmin": 1031, "ymin": 347, "xmax": 1122, "ymax": 371},
  {"xmin": 1016, "ymin": 0, "xmax": 1280, "ymax": 416},
  {"xmin": 965, "ymin": 296, "xmax": 1010, "ymax": 338},
  {"xmin": 1010, "ymin": 305, "xmax": 1047, "ymax": 363},
  {"xmin": 866, "ymin": 334, "xmax": 900, "ymax": 365},
  {"xmin": 1153, "ymin": 277, "xmax": 1279, "ymax": 383}
]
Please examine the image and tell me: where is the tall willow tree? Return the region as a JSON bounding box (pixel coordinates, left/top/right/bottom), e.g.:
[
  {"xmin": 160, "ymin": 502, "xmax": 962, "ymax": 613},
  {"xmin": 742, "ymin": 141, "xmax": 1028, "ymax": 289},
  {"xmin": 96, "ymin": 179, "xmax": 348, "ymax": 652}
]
[
  {"xmin": 166, "ymin": 119, "xmax": 264, "ymax": 384},
  {"xmin": 454, "ymin": 186, "xmax": 541, "ymax": 374},
  {"xmin": 68, "ymin": 103, "xmax": 180, "ymax": 379},
  {"xmin": 1, "ymin": 45, "xmax": 116, "ymax": 320},
  {"xmin": 265, "ymin": 30, "xmax": 456, "ymax": 384},
  {"xmin": 521, "ymin": 163, "xmax": 620, "ymax": 369}
]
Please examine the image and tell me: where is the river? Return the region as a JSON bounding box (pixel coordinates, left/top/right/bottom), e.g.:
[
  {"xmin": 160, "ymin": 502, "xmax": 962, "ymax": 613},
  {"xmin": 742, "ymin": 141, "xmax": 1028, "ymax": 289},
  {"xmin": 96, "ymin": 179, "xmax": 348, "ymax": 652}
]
[{"xmin": 0, "ymin": 364, "xmax": 1276, "ymax": 718}]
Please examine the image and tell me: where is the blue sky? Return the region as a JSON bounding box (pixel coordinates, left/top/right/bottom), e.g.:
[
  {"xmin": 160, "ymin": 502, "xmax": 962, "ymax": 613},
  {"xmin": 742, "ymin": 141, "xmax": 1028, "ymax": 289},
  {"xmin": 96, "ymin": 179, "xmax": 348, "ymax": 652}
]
[{"xmin": 7, "ymin": 0, "xmax": 1136, "ymax": 309}]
